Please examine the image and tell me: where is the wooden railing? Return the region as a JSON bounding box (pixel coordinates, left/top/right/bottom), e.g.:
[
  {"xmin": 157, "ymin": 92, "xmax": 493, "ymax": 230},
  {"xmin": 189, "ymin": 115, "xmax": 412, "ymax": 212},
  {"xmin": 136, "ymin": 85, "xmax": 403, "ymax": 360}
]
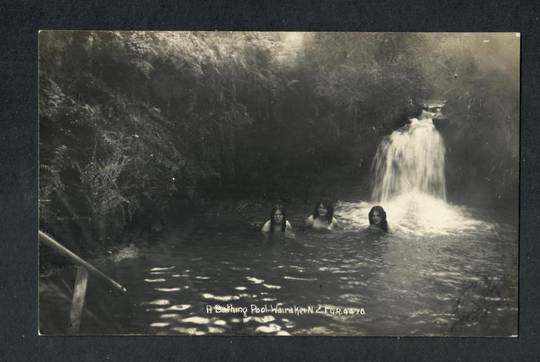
[{"xmin": 39, "ymin": 230, "xmax": 127, "ymax": 334}]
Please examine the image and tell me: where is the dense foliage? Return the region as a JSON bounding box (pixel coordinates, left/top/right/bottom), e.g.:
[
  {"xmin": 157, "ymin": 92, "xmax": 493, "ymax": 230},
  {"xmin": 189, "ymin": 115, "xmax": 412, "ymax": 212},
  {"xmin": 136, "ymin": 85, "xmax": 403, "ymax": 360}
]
[{"xmin": 39, "ymin": 32, "xmax": 519, "ymax": 249}]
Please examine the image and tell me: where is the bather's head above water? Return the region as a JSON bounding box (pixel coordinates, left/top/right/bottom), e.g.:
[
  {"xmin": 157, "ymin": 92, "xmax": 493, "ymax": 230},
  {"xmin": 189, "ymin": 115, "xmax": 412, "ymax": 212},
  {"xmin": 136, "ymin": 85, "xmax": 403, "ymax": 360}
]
[
  {"xmin": 270, "ymin": 204, "xmax": 287, "ymax": 232},
  {"xmin": 305, "ymin": 199, "xmax": 339, "ymax": 230},
  {"xmin": 368, "ymin": 205, "xmax": 389, "ymax": 232},
  {"xmin": 261, "ymin": 204, "xmax": 294, "ymax": 236},
  {"xmin": 313, "ymin": 199, "xmax": 334, "ymax": 222}
]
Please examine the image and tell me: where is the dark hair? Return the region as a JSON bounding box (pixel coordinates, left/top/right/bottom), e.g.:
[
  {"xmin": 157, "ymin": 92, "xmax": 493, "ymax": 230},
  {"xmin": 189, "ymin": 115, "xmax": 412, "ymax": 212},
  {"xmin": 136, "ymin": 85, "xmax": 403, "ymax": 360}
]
[
  {"xmin": 368, "ymin": 205, "xmax": 388, "ymax": 232},
  {"xmin": 313, "ymin": 199, "xmax": 334, "ymax": 225},
  {"xmin": 270, "ymin": 204, "xmax": 287, "ymax": 233}
]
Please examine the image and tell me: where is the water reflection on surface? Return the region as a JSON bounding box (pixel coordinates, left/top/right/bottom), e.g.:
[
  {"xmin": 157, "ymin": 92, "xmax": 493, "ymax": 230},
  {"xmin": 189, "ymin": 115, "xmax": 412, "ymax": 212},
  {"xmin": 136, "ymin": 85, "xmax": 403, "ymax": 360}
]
[{"xmin": 39, "ymin": 205, "xmax": 517, "ymax": 336}]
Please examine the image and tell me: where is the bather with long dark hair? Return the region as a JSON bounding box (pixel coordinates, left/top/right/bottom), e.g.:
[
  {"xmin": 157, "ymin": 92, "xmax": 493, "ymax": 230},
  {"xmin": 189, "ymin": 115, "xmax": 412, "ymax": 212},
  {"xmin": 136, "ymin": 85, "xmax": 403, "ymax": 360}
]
[
  {"xmin": 261, "ymin": 204, "xmax": 293, "ymax": 234},
  {"xmin": 368, "ymin": 205, "xmax": 389, "ymax": 232},
  {"xmin": 305, "ymin": 199, "xmax": 339, "ymax": 230}
]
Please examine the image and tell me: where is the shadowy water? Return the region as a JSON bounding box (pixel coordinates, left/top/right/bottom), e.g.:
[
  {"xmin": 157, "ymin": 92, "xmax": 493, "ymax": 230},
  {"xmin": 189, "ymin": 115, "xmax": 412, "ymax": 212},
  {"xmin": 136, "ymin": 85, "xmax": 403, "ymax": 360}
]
[{"xmin": 39, "ymin": 202, "xmax": 517, "ymax": 336}]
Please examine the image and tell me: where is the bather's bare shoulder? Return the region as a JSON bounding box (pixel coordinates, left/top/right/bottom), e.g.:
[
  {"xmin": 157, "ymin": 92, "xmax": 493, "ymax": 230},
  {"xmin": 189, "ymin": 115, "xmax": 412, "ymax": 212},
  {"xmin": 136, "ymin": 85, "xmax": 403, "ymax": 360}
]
[{"xmin": 261, "ymin": 220, "xmax": 271, "ymax": 232}]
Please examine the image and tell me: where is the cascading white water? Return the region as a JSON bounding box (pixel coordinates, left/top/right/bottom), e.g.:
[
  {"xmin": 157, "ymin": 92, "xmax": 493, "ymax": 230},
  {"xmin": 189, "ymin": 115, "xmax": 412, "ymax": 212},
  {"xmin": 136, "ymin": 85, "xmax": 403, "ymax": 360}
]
[
  {"xmin": 336, "ymin": 109, "xmax": 486, "ymax": 235},
  {"xmin": 371, "ymin": 110, "xmax": 446, "ymax": 202}
]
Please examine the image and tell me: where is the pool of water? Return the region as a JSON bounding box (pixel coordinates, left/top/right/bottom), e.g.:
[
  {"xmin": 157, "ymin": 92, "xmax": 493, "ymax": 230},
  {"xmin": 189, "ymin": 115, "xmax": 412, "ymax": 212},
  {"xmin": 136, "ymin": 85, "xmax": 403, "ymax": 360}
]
[{"xmin": 39, "ymin": 199, "xmax": 518, "ymax": 336}]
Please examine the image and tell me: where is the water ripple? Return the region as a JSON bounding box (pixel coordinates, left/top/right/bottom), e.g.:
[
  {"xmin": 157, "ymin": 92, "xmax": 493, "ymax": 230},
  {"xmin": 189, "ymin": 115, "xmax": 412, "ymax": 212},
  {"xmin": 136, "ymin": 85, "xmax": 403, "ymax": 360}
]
[
  {"xmin": 154, "ymin": 287, "xmax": 181, "ymax": 292},
  {"xmin": 182, "ymin": 316, "xmax": 210, "ymax": 325},
  {"xmin": 160, "ymin": 313, "xmax": 180, "ymax": 319},
  {"xmin": 143, "ymin": 299, "xmax": 170, "ymax": 306},
  {"xmin": 246, "ymin": 276, "xmax": 264, "ymax": 284},
  {"xmin": 244, "ymin": 315, "xmax": 275, "ymax": 323},
  {"xmin": 262, "ymin": 283, "xmax": 281, "ymax": 289},
  {"xmin": 202, "ymin": 293, "xmax": 240, "ymax": 301},
  {"xmin": 172, "ymin": 327, "xmax": 205, "ymax": 335},
  {"xmin": 150, "ymin": 322, "xmax": 170, "ymax": 328},
  {"xmin": 284, "ymin": 276, "xmax": 317, "ymax": 281},
  {"xmin": 151, "ymin": 266, "xmax": 175, "ymax": 271},
  {"xmin": 208, "ymin": 326, "xmax": 225, "ymax": 333},
  {"xmin": 152, "ymin": 304, "xmax": 191, "ymax": 312},
  {"xmin": 256, "ymin": 324, "xmax": 281, "ymax": 333}
]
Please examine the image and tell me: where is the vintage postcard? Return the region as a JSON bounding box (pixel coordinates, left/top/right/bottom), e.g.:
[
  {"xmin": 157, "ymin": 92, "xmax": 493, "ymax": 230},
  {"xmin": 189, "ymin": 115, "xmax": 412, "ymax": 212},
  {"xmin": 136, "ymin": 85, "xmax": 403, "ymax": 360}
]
[{"xmin": 38, "ymin": 31, "xmax": 519, "ymax": 336}]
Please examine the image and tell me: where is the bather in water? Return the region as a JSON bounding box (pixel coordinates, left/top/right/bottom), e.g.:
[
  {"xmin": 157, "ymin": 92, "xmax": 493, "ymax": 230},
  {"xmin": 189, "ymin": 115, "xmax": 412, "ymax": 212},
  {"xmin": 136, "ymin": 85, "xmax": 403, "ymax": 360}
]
[
  {"xmin": 368, "ymin": 205, "xmax": 389, "ymax": 232},
  {"xmin": 305, "ymin": 199, "xmax": 339, "ymax": 231},
  {"xmin": 261, "ymin": 204, "xmax": 295, "ymax": 238}
]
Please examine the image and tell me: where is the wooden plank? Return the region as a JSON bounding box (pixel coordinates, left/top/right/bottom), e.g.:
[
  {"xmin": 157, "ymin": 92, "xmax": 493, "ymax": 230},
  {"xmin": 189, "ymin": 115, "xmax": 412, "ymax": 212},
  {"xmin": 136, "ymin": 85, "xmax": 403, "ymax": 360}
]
[
  {"xmin": 68, "ymin": 266, "xmax": 89, "ymax": 334},
  {"xmin": 39, "ymin": 231, "xmax": 127, "ymax": 294}
]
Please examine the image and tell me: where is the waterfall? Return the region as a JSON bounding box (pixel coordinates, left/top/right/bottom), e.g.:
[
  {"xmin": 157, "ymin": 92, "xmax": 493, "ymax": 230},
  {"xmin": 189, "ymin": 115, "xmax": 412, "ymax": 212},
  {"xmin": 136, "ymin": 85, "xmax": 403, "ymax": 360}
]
[
  {"xmin": 336, "ymin": 108, "xmax": 484, "ymax": 235},
  {"xmin": 371, "ymin": 110, "xmax": 446, "ymax": 202}
]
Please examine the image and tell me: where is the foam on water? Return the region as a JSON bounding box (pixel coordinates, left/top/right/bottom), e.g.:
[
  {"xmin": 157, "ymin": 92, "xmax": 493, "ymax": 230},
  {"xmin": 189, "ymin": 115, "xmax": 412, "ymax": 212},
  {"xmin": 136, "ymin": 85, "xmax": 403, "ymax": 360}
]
[{"xmin": 337, "ymin": 192, "xmax": 488, "ymax": 236}]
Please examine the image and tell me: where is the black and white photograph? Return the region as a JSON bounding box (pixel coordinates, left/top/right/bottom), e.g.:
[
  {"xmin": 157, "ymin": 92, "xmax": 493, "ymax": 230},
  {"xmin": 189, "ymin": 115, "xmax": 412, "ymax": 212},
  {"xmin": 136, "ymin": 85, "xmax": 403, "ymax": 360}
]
[{"xmin": 38, "ymin": 31, "xmax": 519, "ymax": 336}]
